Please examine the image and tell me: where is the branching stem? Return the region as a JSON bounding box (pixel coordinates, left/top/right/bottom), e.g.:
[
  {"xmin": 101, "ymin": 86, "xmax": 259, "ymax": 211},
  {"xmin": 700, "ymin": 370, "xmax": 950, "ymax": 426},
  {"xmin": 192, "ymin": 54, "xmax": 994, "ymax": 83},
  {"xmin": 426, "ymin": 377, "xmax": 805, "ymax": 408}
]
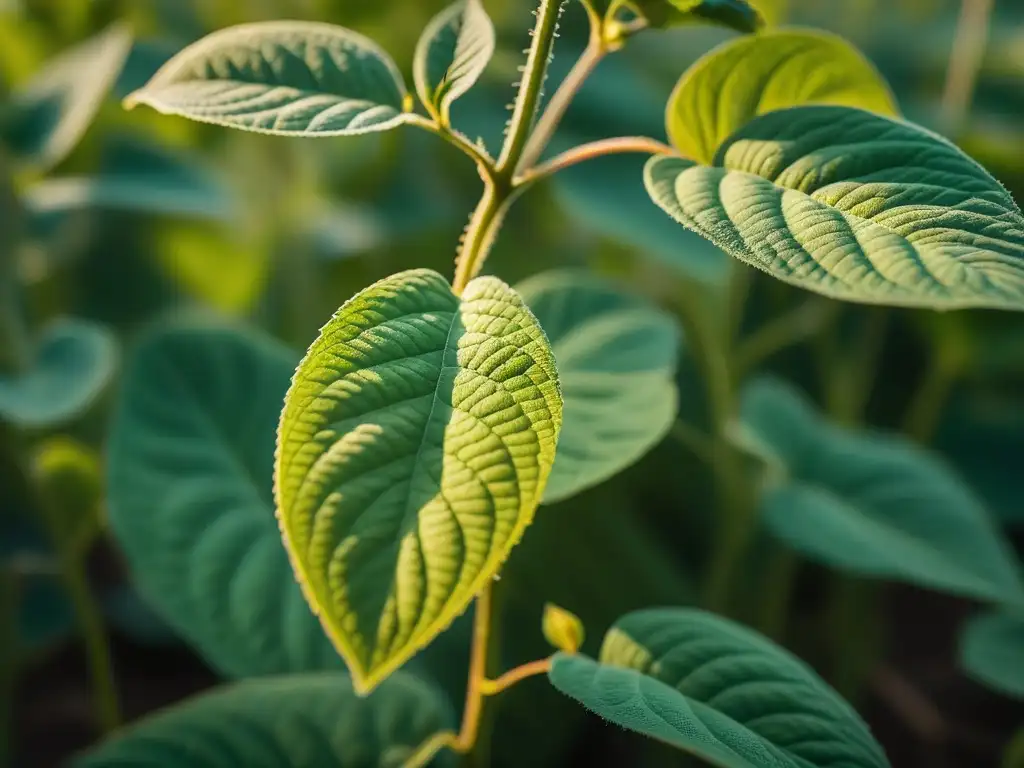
[{"xmin": 516, "ymin": 136, "xmax": 676, "ymax": 187}]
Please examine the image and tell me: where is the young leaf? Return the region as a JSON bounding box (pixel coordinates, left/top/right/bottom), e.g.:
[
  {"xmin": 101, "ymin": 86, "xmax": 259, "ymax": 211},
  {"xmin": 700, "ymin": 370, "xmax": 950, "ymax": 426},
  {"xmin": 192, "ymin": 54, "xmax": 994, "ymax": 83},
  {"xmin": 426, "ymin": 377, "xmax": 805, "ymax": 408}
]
[
  {"xmin": 667, "ymin": 29, "xmax": 896, "ymax": 164},
  {"xmin": 0, "ymin": 22, "xmax": 132, "ymax": 171},
  {"xmin": 740, "ymin": 377, "xmax": 1024, "ymax": 607},
  {"xmin": 30, "ymin": 437, "xmax": 103, "ymax": 557},
  {"xmin": 516, "ymin": 269, "xmax": 679, "ymax": 503},
  {"xmin": 124, "ymin": 21, "xmax": 411, "ymax": 136},
  {"xmin": 625, "ymin": 0, "xmax": 763, "ymax": 32},
  {"xmin": 275, "ymin": 268, "xmax": 562, "ymax": 694},
  {"xmin": 549, "ymin": 608, "xmax": 890, "ymax": 768},
  {"xmin": 106, "ymin": 316, "xmax": 342, "ymax": 677},
  {"xmin": 0, "ymin": 318, "xmax": 118, "ymax": 429},
  {"xmin": 413, "ymin": 0, "xmax": 495, "ymax": 124},
  {"xmin": 646, "ymin": 106, "xmax": 1024, "ymax": 311},
  {"xmin": 542, "ymin": 602, "xmax": 585, "ymax": 654},
  {"xmin": 959, "ymin": 611, "xmax": 1024, "ymax": 699},
  {"xmin": 74, "ymin": 671, "xmax": 455, "ymax": 767}
]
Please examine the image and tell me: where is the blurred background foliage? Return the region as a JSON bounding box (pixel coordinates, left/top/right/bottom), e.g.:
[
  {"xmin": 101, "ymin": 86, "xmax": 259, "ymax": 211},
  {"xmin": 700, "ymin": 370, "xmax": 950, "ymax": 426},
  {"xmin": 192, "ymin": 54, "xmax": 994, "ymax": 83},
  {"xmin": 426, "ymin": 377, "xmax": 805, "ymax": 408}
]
[{"xmin": 0, "ymin": 0, "xmax": 1023, "ymax": 766}]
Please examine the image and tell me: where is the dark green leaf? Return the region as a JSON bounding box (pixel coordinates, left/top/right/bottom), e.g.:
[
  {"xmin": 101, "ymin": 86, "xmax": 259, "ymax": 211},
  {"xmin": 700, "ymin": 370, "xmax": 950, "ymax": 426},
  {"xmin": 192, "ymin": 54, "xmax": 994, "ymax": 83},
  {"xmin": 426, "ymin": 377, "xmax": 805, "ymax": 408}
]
[
  {"xmin": 0, "ymin": 318, "xmax": 118, "ymax": 429},
  {"xmin": 549, "ymin": 607, "xmax": 889, "ymax": 768},
  {"xmin": 959, "ymin": 610, "xmax": 1024, "ymax": 699},
  {"xmin": 516, "ymin": 269, "xmax": 679, "ymax": 502},
  {"xmin": 740, "ymin": 377, "xmax": 1024, "ymax": 607},
  {"xmin": 106, "ymin": 315, "xmax": 341, "ymax": 677},
  {"xmin": 75, "ymin": 672, "xmax": 455, "ymax": 767}
]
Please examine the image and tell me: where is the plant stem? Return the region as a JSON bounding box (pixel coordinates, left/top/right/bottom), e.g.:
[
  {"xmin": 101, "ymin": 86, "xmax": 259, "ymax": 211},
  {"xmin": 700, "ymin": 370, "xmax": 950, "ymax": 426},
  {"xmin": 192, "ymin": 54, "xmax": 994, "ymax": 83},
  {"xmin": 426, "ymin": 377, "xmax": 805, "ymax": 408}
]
[
  {"xmin": 451, "ymin": 177, "xmax": 514, "ymax": 294},
  {"xmin": 757, "ymin": 547, "xmax": 799, "ymax": 642},
  {"xmin": 0, "ymin": 569, "xmax": 16, "ymax": 765},
  {"xmin": 61, "ymin": 554, "xmax": 120, "ymax": 733},
  {"xmin": 517, "ymin": 23, "xmax": 606, "ymax": 173},
  {"xmin": 496, "ymin": 0, "xmax": 566, "ymax": 176},
  {"xmin": 405, "ymin": 114, "xmax": 494, "ymax": 170},
  {"xmin": 669, "ymin": 420, "xmax": 716, "ymax": 466},
  {"xmin": 901, "ymin": 348, "xmax": 959, "ymax": 443},
  {"xmin": 479, "ymin": 657, "xmax": 552, "ymax": 695},
  {"xmin": 940, "ymin": 0, "xmax": 994, "ymax": 135},
  {"xmin": 0, "ymin": 161, "xmax": 30, "ymax": 377},
  {"xmin": 516, "ymin": 136, "xmax": 676, "ymax": 187},
  {"xmin": 733, "ymin": 299, "xmax": 835, "ymax": 378}
]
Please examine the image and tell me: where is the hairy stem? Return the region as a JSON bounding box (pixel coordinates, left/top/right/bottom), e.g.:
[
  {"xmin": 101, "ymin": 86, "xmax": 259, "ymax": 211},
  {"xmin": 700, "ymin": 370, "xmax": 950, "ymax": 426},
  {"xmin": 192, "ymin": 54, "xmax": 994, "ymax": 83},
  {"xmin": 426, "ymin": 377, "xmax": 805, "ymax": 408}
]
[
  {"xmin": 517, "ymin": 23, "xmax": 606, "ymax": 173},
  {"xmin": 516, "ymin": 136, "xmax": 675, "ymax": 186},
  {"xmin": 496, "ymin": 0, "xmax": 566, "ymax": 175},
  {"xmin": 406, "ymin": 114, "xmax": 494, "ymax": 170},
  {"xmin": 451, "ymin": 178, "xmax": 514, "ymax": 294}
]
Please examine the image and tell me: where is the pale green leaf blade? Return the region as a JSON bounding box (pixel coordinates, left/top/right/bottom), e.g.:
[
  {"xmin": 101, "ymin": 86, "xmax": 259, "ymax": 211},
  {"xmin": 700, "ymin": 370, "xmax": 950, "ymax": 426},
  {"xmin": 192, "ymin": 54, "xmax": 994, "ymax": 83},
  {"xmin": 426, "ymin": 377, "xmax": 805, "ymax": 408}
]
[
  {"xmin": 124, "ymin": 21, "xmax": 411, "ymax": 136},
  {"xmin": 0, "ymin": 318, "xmax": 118, "ymax": 429},
  {"xmin": 646, "ymin": 105, "xmax": 1024, "ymax": 310},
  {"xmin": 75, "ymin": 671, "xmax": 455, "ymax": 767},
  {"xmin": 741, "ymin": 377, "xmax": 1024, "ymax": 606},
  {"xmin": 106, "ymin": 316, "xmax": 342, "ymax": 677},
  {"xmin": 959, "ymin": 611, "xmax": 1024, "ymax": 699},
  {"xmin": 515, "ymin": 269, "xmax": 679, "ymax": 502},
  {"xmin": 275, "ymin": 268, "xmax": 562, "ymax": 694},
  {"xmin": 549, "ymin": 608, "xmax": 889, "ymax": 768},
  {"xmin": 413, "ymin": 0, "xmax": 495, "ymax": 122},
  {"xmin": 667, "ymin": 28, "xmax": 897, "ymax": 164},
  {"xmin": 0, "ymin": 22, "xmax": 132, "ymax": 171}
]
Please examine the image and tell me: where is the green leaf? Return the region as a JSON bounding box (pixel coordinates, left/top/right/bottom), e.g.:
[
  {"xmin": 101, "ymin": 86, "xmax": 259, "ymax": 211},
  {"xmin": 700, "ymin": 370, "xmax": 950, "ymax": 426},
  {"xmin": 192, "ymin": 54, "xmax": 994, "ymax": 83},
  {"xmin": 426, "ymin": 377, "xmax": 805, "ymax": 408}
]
[
  {"xmin": 0, "ymin": 318, "xmax": 118, "ymax": 429},
  {"xmin": 667, "ymin": 28, "xmax": 897, "ymax": 164},
  {"xmin": 106, "ymin": 316, "xmax": 342, "ymax": 677},
  {"xmin": 959, "ymin": 610, "xmax": 1024, "ymax": 699},
  {"xmin": 30, "ymin": 436, "xmax": 103, "ymax": 556},
  {"xmin": 275, "ymin": 268, "xmax": 562, "ymax": 694},
  {"xmin": 413, "ymin": 0, "xmax": 495, "ymax": 124},
  {"xmin": 516, "ymin": 269, "xmax": 679, "ymax": 503},
  {"xmin": 75, "ymin": 671, "xmax": 455, "ymax": 768},
  {"xmin": 646, "ymin": 105, "xmax": 1024, "ymax": 310},
  {"xmin": 549, "ymin": 607, "xmax": 890, "ymax": 768},
  {"xmin": 740, "ymin": 377, "xmax": 1024, "ymax": 607},
  {"xmin": 0, "ymin": 22, "xmax": 132, "ymax": 171},
  {"xmin": 624, "ymin": 0, "xmax": 763, "ymax": 32},
  {"xmin": 124, "ymin": 21, "xmax": 411, "ymax": 136}
]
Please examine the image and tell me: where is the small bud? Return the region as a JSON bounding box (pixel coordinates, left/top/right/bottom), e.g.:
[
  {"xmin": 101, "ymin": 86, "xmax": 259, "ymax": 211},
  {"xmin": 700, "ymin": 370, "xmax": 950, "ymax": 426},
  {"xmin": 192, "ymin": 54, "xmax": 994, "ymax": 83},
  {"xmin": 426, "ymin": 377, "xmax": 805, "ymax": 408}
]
[{"xmin": 542, "ymin": 602, "xmax": 585, "ymax": 654}]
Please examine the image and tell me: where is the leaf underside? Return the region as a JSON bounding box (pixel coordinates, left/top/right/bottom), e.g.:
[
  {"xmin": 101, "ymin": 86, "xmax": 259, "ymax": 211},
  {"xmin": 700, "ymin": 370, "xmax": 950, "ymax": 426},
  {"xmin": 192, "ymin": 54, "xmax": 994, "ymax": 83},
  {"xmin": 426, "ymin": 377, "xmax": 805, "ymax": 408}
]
[
  {"xmin": 413, "ymin": 0, "xmax": 495, "ymax": 121},
  {"xmin": 75, "ymin": 672, "xmax": 455, "ymax": 767},
  {"xmin": 959, "ymin": 611, "xmax": 1024, "ymax": 699},
  {"xmin": 741, "ymin": 377, "xmax": 1024, "ymax": 607},
  {"xmin": 275, "ymin": 268, "xmax": 562, "ymax": 693},
  {"xmin": 647, "ymin": 105, "xmax": 1024, "ymax": 310},
  {"xmin": 106, "ymin": 317, "xmax": 341, "ymax": 677},
  {"xmin": 125, "ymin": 21, "xmax": 410, "ymax": 136},
  {"xmin": 549, "ymin": 608, "xmax": 890, "ymax": 768}
]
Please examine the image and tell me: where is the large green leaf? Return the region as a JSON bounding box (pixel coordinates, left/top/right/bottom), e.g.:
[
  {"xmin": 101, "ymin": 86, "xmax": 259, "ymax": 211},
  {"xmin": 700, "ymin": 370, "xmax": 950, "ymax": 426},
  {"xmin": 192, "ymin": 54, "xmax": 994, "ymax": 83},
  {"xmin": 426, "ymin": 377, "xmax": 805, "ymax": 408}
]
[
  {"xmin": 667, "ymin": 28, "xmax": 897, "ymax": 164},
  {"xmin": 124, "ymin": 21, "xmax": 411, "ymax": 136},
  {"xmin": 75, "ymin": 671, "xmax": 455, "ymax": 767},
  {"xmin": 0, "ymin": 22, "xmax": 132, "ymax": 171},
  {"xmin": 646, "ymin": 105, "xmax": 1024, "ymax": 310},
  {"xmin": 515, "ymin": 269, "xmax": 679, "ymax": 502},
  {"xmin": 549, "ymin": 608, "xmax": 889, "ymax": 768},
  {"xmin": 275, "ymin": 268, "xmax": 562, "ymax": 694},
  {"xmin": 959, "ymin": 610, "xmax": 1024, "ymax": 699},
  {"xmin": 0, "ymin": 318, "xmax": 118, "ymax": 429},
  {"xmin": 413, "ymin": 0, "xmax": 494, "ymax": 124},
  {"xmin": 106, "ymin": 316, "xmax": 341, "ymax": 677},
  {"xmin": 739, "ymin": 377, "xmax": 1024, "ymax": 607}
]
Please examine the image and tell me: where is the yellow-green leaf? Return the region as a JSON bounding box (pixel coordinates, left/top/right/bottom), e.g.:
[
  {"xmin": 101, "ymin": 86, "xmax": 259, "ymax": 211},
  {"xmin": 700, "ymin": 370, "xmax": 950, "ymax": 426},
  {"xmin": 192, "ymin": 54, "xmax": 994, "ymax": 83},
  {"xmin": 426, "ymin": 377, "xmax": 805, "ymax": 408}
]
[
  {"xmin": 667, "ymin": 28, "xmax": 897, "ymax": 164},
  {"xmin": 275, "ymin": 268, "xmax": 563, "ymax": 694},
  {"xmin": 542, "ymin": 602, "xmax": 584, "ymax": 654}
]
